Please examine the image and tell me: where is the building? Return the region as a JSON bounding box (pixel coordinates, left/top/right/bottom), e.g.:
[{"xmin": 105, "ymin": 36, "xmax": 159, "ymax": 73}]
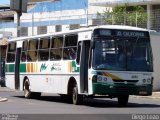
[
  {"xmin": 0, "ymin": 0, "xmax": 106, "ymax": 38},
  {"xmin": 1, "ymin": 0, "xmax": 160, "ymax": 38}
]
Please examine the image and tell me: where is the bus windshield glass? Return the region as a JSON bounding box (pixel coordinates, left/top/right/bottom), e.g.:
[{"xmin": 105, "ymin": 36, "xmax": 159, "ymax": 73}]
[{"xmin": 92, "ymin": 36, "xmax": 153, "ymax": 72}]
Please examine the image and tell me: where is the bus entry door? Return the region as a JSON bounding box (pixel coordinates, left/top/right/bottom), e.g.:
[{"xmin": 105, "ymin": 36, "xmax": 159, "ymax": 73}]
[
  {"xmin": 79, "ymin": 41, "xmax": 90, "ymax": 93},
  {"xmin": 15, "ymin": 39, "xmax": 23, "ymax": 90}
]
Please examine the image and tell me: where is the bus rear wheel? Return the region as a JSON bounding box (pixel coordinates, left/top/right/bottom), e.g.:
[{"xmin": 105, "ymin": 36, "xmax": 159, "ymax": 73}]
[
  {"xmin": 117, "ymin": 95, "xmax": 129, "ymax": 107},
  {"xmin": 72, "ymin": 85, "xmax": 83, "ymax": 105},
  {"xmin": 24, "ymin": 79, "xmax": 41, "ymax": 99},
  {"xmin": 24, "ymin": 79, "xmax": 32, "ymax": 99}
]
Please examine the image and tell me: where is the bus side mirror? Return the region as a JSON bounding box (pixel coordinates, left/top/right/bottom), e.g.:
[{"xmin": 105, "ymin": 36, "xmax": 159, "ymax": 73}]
[{"xmin": 91, "ymin": 41, "xmax": 95, "ymax": 49}]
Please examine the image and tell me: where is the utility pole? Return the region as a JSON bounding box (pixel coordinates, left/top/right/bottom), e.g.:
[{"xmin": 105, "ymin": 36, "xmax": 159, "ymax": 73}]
[
  {"xmin": 17, "ymin": 0, "xmax": 22, "ymax": 37},
  {"xmin": 10, "ymin": 0, "xmax": 27, "ymax": 37},
  {"xmin": 17, "ymin": 11, "xmax": 22, "ymax": 37}
]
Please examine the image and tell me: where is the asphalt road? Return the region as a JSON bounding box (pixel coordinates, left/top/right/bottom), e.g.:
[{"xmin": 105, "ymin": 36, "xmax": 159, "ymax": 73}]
[{"xmin": 0, "ymin": 91, "xmax": 160, "ymax": 120}]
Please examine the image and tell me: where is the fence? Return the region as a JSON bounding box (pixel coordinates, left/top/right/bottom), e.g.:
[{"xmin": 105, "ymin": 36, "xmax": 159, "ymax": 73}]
[{"xmin": 0, "ymin": 9, "xmax": 160, "ymax": 38}]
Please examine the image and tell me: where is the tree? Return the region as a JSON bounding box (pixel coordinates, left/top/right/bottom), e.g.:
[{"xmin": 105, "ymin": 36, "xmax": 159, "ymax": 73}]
[{"xmin": 97, "ymin": 4, "xmax": 147, "ymax": 28}]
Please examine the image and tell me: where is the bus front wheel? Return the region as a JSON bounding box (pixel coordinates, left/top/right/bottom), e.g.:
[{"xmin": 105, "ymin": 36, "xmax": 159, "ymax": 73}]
[
  {"xmin": 72, "ymin": 85, "xmax": 83, "ymax": 105},
  {"xmin": 117, "ymin": 95, "xmax": 129, "ymax": 107}
]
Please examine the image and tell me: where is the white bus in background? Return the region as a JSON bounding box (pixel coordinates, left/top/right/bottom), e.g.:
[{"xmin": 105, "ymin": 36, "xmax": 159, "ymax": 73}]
[{"xmin": 5, "ymin": 25, "xmax": 153, "ymax": 106}]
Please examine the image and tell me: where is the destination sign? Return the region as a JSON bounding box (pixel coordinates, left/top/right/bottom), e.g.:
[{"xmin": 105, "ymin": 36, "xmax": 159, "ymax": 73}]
[
  {"xmin": 116, "ymin": 31, "xmax": 146, "ymax": 37},
  {"xmin": 93, "ymin": 29, "xmax": 149, "ymax": 37},
  {"xmin": 93, "ymin": 29, "xmax": 112, "ymax": 37},
  {"xmin": 99, "ymin": 29, "xmax": 112, "ymax": 36}
]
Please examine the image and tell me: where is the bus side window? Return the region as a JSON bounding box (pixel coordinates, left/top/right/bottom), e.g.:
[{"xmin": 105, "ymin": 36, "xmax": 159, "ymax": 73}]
[
  {"xmin": 50, "ymin": 48, "xmax": 62, "ymax": 60},
  {"xmin": 6, "ymin": 42, "xmax": 16, "ymax": 63},
  {"xmin": 63, "ymin": 34, "xmax": 78, "ymax": 60},
  {"xmin": 38, "ymin": 37, "xmax": 50, "ymax": 61},
  {"xmin": 76, "ymin": 42, "xmax": 82, "ymax": 64},
  {"xmin": 50, "ymin": 36, "xmax": 63, "ymax": 61},
  {"xmin": 21, "ymin": 41, "xmax": 28, "ymax": 62},
  {"xmin": 27, "ymin": 39, "xmax": 38, "ymax": 62}
]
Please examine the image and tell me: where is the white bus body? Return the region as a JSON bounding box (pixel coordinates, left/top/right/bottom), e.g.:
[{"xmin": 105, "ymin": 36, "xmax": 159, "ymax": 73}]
[{"xmin": 5, "ymin": 25, "xmax": 153, "ymax": 106}]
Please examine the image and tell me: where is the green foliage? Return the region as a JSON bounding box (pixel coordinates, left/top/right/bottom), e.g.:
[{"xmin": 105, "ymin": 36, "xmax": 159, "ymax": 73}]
[{"xmin": 97, "ymin": 4, "xmax": 147, "ymax": 28}]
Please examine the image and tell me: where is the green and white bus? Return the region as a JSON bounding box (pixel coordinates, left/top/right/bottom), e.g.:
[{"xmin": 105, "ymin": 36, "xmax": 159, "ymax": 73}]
[{"xmin": 5, "ymin": 25, "xmax": 153, "ymax": 106}]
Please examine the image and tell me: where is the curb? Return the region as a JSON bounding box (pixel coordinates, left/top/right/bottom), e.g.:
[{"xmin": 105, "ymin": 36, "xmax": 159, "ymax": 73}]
[
  {"xmin": 131, "ymin": 92, "xmax": 160, "ymax": 99},
  {"xmin": 131, "ymin": 96, "xmax": 160, "ymax": 99},
  {"xmin": 0, "ymin": 87, "xmax": 15, "ymax": 92},
  {"xmin": 0, "ymin": 97, "xmax": 8, "ymax": 102}
]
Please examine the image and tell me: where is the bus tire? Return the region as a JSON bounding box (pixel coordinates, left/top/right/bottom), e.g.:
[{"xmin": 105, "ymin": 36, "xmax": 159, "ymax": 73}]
[
  {"xmin": 117, "ymin": 95, "xmax": 129, "ymax": 107},
  {"xmin": 24, "ymin": 79, "xmax": 32, "ymax": 99},
  {"xmin": 72, "ymin": 85, "xmax": 83, "ymax": 105},
  {"xmin": 24, "ymin": 79, "xmax": 41, "ymax": 99}
]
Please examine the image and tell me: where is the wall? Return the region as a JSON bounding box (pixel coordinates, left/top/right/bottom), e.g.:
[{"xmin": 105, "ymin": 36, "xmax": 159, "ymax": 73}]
[{"xmin": 150, "ymin": 32, "xmax": 160, "ymax": 91}]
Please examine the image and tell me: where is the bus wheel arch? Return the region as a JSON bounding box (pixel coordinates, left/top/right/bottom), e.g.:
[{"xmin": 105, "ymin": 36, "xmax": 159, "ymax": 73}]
[
  {"xmin": 67, "ymin": 77, "xmax": 83, "ymax": 105},
  {"xmin": 67, "ymin": 77, "xmax": 77, "ymax": 95}
]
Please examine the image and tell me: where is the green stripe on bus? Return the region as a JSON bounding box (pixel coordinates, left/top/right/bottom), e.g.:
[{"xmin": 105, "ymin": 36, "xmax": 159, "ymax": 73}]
[
  {"xmin": 20, "ymin": 64, "xmax": 26, "ymax": 73},
  {"xmin": 10, "ymin": 64, "xmax": 15, "ymax": 72},
  {"xmin": 6, "ymin": 64, "xmax": 15, "ymax": 72},
  {"xmin": 5, "ymin": 64, "xmax": 9, "ymax": 72}
]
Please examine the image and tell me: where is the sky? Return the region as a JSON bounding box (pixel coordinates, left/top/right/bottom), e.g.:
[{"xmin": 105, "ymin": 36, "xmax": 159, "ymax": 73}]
[{"xmin": 0, "ymin": 0, "xmax": 10, "ymax": 5}]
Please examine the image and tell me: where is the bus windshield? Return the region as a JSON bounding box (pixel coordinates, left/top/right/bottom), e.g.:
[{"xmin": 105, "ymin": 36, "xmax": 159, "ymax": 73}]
[{"xmin": 92, "ymin": 37, "xmax": 153, "ymax": 72}]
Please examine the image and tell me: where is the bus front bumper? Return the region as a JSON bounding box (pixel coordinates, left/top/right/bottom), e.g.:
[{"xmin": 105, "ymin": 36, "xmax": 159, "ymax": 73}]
[{"xmin": 92, "ymin": 83, "xmax": 152, "ymax": 96}]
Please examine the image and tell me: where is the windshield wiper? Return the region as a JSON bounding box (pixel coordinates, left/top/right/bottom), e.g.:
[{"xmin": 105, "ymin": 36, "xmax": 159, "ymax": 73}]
[{"xmin": 131, "ymin": 37, "xmax": 139, "ymax": 56}]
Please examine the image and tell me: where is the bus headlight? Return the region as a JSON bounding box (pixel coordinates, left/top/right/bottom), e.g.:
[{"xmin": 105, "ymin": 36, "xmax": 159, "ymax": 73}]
[
  {"xmin": 147, "ymin": 78, "xmax": 151, "ymax": 84},
  {"xmin": 97, "ymin": 76, "xmax": 102, "ymax": 82},
  {"xmin": 143, "ymin": 79, "xmax": 146, "ymax": 83},
  {"xmin": 104, "ymin": 77, "xmax": 107, "ymax": 82}
]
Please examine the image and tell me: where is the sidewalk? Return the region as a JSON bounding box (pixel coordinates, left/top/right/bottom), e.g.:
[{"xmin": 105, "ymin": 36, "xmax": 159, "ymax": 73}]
[
  {"xmin": 0, "ymin": 86, "xmax": 14, "ymax": 102},
  {"xmin": 132, "ymin": 92, "xmax": 160, "ymax": 99},
  {"xmin": 0, "ymin": 86, "xmax": 15, "ymax": 92}
]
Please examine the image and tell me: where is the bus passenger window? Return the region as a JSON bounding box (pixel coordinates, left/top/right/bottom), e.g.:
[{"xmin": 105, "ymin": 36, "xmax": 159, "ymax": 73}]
[
  {"xmin": 38, "ymin": 50, "xmax": 49, "ymax": 61},
  {"xmin": 21, "ymin": 41, "xmax": 28, "ymax": 62},
  {"xmin": 6, "ymin": 42, "xmax": 16, "ymax": 63},
  {"xmin": 27, "ymin": 51, "xmax": 38, "ymax": 62},
  {"xmin": 28, "ymin": 40, "xmax": 38, "ymax": 50},
  {"xmin": 63, "ymin": 34, "xmax": 78, "ymax": 60},
  {"xmin": 63, "ymin": 47, "xmax": 77, "ymax": 60},
  {"xmin": 21, "ymin": 52, "xmax": 27, "ymax": 62},
  {"xmin": 50, "ymin": 49, "xmax": 62, "ymax": 60},
  {"xmin": 51, "ymin": 37, "xmax": 63, "ymax": 48},
  {"xmin": 64, "ymin": 35, "xmax": 78, "ymax": 47},
  {"xmin": 39, "ymin": 38, "xmax": 50, "ymax": 49},
  {"xmin": 38, "ymin": 38, "xmax": 50, "ymax": 61},
  {"xmin": 7, "ymin": 53, "xmax": 15, "ymax": 63},
  {"xmin": 27, "ymin": 39, "xmax": 38, "ymax": 62}
]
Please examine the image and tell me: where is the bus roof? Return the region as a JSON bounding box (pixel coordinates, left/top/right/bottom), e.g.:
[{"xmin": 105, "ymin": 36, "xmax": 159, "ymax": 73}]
[{"xmin": 9, "ymin": 25, "xmax": 148, "ymax": 42}]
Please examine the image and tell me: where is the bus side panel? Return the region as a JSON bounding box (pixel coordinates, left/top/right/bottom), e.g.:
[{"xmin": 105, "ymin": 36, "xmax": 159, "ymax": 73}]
[
  {"xmin": 5, "ymin": 64, "xmax": 15, "ymax": 90},
  {"xmin": 19, "ymin": 61, "xmax": 80, "ymax": 94},
  {"xmin": 5, "ymin": 74, "xmax": 15, "ymax": 90}
]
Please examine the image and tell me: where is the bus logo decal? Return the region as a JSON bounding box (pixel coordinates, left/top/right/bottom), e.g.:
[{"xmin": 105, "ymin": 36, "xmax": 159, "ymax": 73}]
[{"xmin": 40, "ymin": 63, "xmax": 48, "ymax": 72}]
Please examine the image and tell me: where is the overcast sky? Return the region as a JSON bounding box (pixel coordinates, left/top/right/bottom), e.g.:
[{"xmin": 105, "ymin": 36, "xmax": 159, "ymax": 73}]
[{"xmin": 0, "ymin": 0, "xmax": 10, "ymax": 5}]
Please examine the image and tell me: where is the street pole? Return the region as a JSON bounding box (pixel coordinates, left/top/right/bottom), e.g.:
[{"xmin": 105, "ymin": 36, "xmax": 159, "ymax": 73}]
[
  {"xmin": 16, "ymin": 0, "xmax": 22, "ymax": 37},
  {"xmin": 17, "ymin": 11, "xmax": 22, "ymax": 37}
]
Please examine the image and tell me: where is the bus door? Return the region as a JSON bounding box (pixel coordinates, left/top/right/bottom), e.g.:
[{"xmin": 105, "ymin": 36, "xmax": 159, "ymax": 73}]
[
  {"xmin": 15, "ymin": 41, "xmax": 22, "ymax": 90},
  {"xmin": 77, "ymin": 40, "xmax": 90, "ymax": 93}
]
